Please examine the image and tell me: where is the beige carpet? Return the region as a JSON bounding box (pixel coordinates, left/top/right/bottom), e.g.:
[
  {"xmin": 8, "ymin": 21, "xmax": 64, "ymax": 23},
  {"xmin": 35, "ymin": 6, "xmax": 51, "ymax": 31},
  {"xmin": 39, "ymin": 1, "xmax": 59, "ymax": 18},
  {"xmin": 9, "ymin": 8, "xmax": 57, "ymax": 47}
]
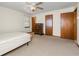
[{"xmin": 5, "ymin": 35, "xmax": 79, "ymax": 56}]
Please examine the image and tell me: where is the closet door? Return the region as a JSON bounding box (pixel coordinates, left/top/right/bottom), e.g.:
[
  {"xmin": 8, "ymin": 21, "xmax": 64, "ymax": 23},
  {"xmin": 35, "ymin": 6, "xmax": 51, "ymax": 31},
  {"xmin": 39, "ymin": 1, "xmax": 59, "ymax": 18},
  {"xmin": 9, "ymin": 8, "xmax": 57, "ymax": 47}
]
[
  {"xmin": 61, "ymin": 12, "xmax": 75, "ymax": 40},
  {"xmin": 45, "ymin": 15, "xmax": 53, "ymax": 35}
]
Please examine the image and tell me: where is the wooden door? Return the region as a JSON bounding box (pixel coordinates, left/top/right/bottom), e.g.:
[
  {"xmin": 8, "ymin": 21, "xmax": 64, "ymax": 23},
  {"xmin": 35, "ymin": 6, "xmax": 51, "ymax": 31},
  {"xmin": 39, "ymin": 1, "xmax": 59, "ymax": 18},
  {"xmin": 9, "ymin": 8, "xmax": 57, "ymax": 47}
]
[
  {"xmin": 45, "ymin": 15, "xmax": 53, "ymax": 35},
  {"xmin": 61, "ymin": 12, "xmax": 76, "ymax": 40},
  {"xmin": 32, "ymin": 17, "xmax": 36, "ymax": 32}
]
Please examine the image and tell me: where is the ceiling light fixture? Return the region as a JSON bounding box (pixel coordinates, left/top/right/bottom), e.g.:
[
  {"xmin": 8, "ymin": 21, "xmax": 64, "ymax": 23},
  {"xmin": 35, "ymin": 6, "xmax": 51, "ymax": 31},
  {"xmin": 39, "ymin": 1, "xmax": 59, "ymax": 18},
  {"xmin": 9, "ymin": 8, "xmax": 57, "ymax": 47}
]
[
  {"xmin": 26, "ymin": 2, "xmax": 43, "ymax": 12},
  {"xmin": 31, "ymin": 6, "xmax": 36, "ymax": 12}
]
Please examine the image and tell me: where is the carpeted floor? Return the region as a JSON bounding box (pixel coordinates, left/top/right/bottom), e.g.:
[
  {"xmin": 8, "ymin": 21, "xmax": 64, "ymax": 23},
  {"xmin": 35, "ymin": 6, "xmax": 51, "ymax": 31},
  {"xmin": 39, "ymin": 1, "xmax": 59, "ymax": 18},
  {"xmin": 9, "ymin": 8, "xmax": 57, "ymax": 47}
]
[{"xmin": 5, "ymin": 35, "xmax": 79, "ymax": 56}]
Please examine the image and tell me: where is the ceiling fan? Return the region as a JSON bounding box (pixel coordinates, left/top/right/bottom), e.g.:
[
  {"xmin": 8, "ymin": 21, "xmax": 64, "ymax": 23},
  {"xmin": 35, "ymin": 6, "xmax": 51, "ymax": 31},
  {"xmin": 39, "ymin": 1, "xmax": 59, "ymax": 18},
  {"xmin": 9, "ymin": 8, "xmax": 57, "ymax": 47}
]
[{"xmin": 25, "ymin": 2, "xmax": 43, "ymax": 12}]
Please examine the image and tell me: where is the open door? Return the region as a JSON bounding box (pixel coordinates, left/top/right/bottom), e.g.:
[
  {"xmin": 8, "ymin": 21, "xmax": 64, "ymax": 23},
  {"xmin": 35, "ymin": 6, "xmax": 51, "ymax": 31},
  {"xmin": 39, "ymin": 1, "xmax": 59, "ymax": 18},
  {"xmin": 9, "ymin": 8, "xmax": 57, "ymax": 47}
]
[{"xmin": 45, "ymin": 15, "xmax": 53, "ymax": 35}]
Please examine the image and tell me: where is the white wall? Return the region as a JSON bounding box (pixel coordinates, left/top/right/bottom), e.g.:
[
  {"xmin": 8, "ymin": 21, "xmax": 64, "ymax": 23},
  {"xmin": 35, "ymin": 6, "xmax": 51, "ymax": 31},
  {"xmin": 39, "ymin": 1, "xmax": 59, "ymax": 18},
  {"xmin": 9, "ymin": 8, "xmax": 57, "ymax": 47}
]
[
  {"xmin": 32, "ymin": 6, "xmax": 76, "ymax": 36},
  {"xmin": 0, "ymin": 6, "xmax": 31, "ymax": 33}
]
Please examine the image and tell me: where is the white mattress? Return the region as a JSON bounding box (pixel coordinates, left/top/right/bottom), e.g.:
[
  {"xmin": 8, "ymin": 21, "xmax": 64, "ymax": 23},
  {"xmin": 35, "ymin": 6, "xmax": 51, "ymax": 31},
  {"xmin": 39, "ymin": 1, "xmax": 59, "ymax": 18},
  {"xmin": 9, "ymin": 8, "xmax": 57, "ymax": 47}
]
[
  {"xmin": 0, "ymin": 32, "xmax": 31, "ymax": 55},
  {"xmin": 0, "ymin": 32, "xmax": 29, "ymax": 44}
]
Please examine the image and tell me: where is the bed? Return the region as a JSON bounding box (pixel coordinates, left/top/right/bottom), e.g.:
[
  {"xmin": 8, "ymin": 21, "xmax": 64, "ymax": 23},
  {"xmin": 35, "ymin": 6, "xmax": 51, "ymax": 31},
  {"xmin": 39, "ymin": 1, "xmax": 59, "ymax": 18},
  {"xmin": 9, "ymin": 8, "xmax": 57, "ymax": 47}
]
[{"xmin": 0, "ymin": 32, "xmax": 31, "ymax": 55}]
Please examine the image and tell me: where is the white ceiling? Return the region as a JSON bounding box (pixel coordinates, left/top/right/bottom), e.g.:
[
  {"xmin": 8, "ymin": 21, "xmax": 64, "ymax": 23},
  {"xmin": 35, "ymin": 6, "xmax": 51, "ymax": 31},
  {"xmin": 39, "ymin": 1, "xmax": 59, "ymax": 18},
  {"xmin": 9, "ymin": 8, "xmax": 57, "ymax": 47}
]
[{"xmin": 0, "ymin": 2, "xmax": 76, "ymax": 15}]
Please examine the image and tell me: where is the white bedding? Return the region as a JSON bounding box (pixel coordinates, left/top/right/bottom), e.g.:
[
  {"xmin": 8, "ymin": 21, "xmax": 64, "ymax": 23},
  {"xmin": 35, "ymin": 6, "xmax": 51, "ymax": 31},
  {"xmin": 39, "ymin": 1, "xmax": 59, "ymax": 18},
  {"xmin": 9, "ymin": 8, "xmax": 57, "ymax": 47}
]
[{"xmin": 0, "ymin": 32, "xmax": 31, "ymax": 55}]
